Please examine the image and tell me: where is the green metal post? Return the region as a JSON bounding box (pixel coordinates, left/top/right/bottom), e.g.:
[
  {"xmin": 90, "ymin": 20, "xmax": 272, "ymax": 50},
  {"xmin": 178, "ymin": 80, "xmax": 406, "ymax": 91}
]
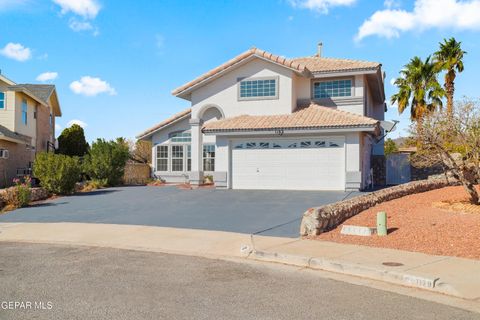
[{"xmin": 377, "ymin": 211, "xmax": 387, "ymax": 236}]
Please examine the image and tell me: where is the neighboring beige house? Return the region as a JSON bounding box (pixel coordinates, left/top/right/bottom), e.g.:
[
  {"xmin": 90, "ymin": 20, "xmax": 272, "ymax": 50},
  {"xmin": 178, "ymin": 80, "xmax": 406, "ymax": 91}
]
[
  {"xmin": 0, "ymin": 73, "xmax": 62, "ymax": 187},
  {"xmin": 137, "ymin": 45, "xmax": 387, "ymax": 191}
]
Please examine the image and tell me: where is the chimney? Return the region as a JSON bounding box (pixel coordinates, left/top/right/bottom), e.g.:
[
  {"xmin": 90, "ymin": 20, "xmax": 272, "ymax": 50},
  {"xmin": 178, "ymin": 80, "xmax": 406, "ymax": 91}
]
[{"xmin": 317, "ymin": 42, "xmax": 323, "ymax": 57}]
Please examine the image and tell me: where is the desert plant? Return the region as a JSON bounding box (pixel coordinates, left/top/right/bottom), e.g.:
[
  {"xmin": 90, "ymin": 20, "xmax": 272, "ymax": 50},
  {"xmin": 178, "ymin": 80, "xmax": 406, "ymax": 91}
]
[
  {"xmin": 33, "ymin": 152, "xmax": 82, "ymax": 194},
  {"xmin": 2, "ymin": 176, "xmax": 32, "ymax": 209},
  {"xmin": 384, "ymin": 138, "xmax": 399, "ymax": 156},
  {"xmin": 83, "ymin": 138, "xmax": 130, "ymax": 186},
  {"xmin": 412, "ymin": 98, "xmax": 480, "ymax": 204},
  {"xmin": 434, "ymin": 37, "xmax": 466, "ymax": 116},
  {"xmin": 391, "ymin": 56, "xmax": 445, "ymax": 130},
  {"xmin": 57, "ymin": 124, "xmax": 89, "ymax": 157}
]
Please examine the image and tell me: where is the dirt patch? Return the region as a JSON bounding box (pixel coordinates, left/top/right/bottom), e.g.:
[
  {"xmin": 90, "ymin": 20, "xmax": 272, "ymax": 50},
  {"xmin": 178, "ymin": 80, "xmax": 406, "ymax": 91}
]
[{"xmin": 312, "ymin": 185, "xmax": 480, "ymax": 260}]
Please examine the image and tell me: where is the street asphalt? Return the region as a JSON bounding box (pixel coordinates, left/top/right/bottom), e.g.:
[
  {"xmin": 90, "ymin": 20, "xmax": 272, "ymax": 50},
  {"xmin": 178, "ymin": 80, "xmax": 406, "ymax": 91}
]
[
  {"xmin": 0, "ymin": 242, "xmax": 477, "ymax": 320},
  {"xmin": 0, "ymin": 186, "xmax": 360, "ymax": 237}
]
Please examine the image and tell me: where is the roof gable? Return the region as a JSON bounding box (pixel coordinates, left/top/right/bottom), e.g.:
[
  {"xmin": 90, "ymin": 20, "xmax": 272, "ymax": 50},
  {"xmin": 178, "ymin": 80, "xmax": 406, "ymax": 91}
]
[
  {"xmin": 136, "ymin": 108, "xmax": 191, "ymax": 140},
  {"xmin": 172, "ymin": 47, "xmax": 382, "ymax": 99},
  {"xmin": 172, "ymin": 48, "xmax": 310, "ymax": 99},
  {"xmin": 12, "ymin": 84, "xmax": 62, "ymax": 116}
]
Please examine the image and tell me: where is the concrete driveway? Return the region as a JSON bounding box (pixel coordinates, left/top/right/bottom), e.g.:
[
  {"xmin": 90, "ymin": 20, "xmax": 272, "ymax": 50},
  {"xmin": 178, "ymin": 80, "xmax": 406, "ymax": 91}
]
[{"xmin": 0, "ymin": 186, "xmax": 360, "ymax": 237}]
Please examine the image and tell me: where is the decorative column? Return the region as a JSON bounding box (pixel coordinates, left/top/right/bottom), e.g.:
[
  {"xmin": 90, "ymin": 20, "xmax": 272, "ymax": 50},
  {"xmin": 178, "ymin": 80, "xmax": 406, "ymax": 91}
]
[{"xmin": 189, "ymin": 118, "xmax": 204, "ymax": 185}]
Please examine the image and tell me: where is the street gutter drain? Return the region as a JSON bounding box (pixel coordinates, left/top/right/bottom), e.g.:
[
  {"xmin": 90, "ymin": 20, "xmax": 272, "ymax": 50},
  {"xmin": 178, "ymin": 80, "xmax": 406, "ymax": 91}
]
[{"xmin": 382, "ymin": 262, "xmax": 404, "ymax": 267}]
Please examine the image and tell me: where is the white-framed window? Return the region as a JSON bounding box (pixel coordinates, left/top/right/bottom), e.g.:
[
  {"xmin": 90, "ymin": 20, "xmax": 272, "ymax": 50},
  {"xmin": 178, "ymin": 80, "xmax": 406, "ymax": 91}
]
[
  {"xmin": 187, "ymin": 145, "xmax": 191, "ymax": 172},
  {"xmin": 238, "ymin": 77, "xmax": 278, "ymax": 100},
  {"xmin": 156, "ymin": 145, "xmax": 168, "ymax": 171},
  {"xmin": 313, "ymin": 79, "xmax": 352, "ymax": 99},
  {"xmin": 22, "ymin": 99, "xmax": 28, "ymax": 124},
  {"xmin": 169, "ymin": 131, "xmax": 191, "ymax": 143},
  {"xmin": 171, "ymin": 145, "xmax": 184, "ymax": 172},
  {"xmin": 0, "ymin": 92, "xmax": 5, "ymax": 109},
  {"xmin": 203, "ymin": 145, "xmax": 215, "ymax": 171}
]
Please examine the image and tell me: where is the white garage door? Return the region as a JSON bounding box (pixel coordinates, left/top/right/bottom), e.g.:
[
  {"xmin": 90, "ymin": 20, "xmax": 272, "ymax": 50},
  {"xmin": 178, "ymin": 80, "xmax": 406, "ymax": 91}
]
[{"xmin": 232, "ymin": 137, "xmax": 345, "ymax": 190}]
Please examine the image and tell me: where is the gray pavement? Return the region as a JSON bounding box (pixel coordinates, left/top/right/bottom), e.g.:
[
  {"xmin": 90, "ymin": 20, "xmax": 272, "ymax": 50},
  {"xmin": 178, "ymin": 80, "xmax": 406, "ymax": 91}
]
[
  {"xmin": 0, "ymin": 186, "xmax": 359, "ymax": 237},
  {"xmin": 0, "ymin": 242, "xmax": 477, "ymax": 320}
]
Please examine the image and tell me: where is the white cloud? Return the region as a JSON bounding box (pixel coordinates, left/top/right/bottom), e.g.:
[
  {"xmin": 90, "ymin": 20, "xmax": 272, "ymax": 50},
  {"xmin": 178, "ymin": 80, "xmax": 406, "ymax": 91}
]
[
  {"xmin": 356, "ymin": 0, "xmax": 480, "ymax": 41},
  {"xmin": 67, "ymin": 119, "xmax": 87, "ymax": 128},
  {"xmin": 390, "ymin": 78, "xmax": 396, "ymax": 86},
  {"xmin": 36, "ymin": 72, "xmax": 58, "ymax": 82},
  {"xmin": 384, "ymin": 0, "xmax": 401, "ymax": 8},
  {"xmin": 289, "ymin": 0, "xmax": 356, "ymax": 13},
  {"xmin": 69, "ymin": 18, "xmax": 93, "ymax": 31},
  {"xmin": 0, "ymin": 42, "xmax": 32, "ymax": 62},
  {"xmin": 70, "ymin": 76, "xmax": 117, "ymax": 96},
  {"xmin": 52, "ymin": 0, "xmax": 100, "ymax": 19},
  {"xmin": 55, "ymin": 123, "xmax": 62, "ymax": 131}
]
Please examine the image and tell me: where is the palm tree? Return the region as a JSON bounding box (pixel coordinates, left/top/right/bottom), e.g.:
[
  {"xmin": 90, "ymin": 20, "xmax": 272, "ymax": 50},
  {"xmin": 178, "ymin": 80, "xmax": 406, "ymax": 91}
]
[
  {"xmin": 434, "ymin": 37, "xmax": 466, "ymax": 116},
  {"xmin": 391, "ymin": 56, "xmax": 445, "ymax": 130}
]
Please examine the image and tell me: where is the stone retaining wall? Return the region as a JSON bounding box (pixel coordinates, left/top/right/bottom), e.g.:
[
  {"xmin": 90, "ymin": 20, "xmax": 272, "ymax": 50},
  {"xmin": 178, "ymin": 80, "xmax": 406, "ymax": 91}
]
[
  {"xmin": 0, "ymin": 187, "xmax": 49, "ymax": 210},
  {"xmin": 300, "ymin": 178, "xmax": 455, "ymax": 236},
  {"xmin": 30, "ymin": 187, "xmax": 49, "ymax": 201}
]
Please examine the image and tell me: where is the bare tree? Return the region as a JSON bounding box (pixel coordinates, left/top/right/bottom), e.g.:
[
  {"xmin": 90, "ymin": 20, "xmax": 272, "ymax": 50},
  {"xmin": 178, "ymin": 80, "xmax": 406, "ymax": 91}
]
[
  {"xmin": 412, "ymin": 98, "xmax": 480, "ymax": 204},
  {"xmin": 127, "ymin": 140, "xmax": 152, "ymax": 164}
]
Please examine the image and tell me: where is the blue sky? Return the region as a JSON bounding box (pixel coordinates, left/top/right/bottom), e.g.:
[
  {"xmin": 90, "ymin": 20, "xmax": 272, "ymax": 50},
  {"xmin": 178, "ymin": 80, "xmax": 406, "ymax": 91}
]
[{"xmin": 1, "ymin": 0, "xmax": 479, "ymax": 143}]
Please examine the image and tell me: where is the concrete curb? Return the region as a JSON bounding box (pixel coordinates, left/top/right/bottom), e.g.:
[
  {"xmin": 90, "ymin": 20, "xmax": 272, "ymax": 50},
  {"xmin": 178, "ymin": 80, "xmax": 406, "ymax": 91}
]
[{"xmin": 251, "ymin": 250, "xmax": 451, "ymax": 295}]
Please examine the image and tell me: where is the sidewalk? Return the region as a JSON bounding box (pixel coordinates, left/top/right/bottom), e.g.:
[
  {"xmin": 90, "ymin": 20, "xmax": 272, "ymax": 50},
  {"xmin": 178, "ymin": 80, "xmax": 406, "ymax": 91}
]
[{"xmin": 0, "ymin": 222, "xmax": 479, "ymax": 306}]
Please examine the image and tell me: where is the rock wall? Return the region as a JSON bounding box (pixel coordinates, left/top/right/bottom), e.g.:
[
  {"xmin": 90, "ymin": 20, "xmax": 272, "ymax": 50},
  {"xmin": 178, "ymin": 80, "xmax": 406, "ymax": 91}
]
[
  {"xmin": 300, "ymin": 178, "xmax": 454, "ymax": 236},
  {"xmin": 0, "ymin": 187, "xmax": 49, "ymax": 210},
  {"xmin": 30, "ymin": 187, "xmax": 49, "ymax": 201}
]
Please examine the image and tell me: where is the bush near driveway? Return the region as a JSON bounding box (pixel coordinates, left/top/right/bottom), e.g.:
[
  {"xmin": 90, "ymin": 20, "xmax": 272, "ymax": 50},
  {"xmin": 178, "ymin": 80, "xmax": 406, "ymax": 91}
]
[
  {"xmin": 33, "ymin": 152, "xmax": 82, "ymax": 195},
  {"xmin": 1, "ymin": 176, "xmax": 32, "ymax": 209},
  {"xmin": 83, "ymin": 138, "xmax": 130, "ymax": 187}
]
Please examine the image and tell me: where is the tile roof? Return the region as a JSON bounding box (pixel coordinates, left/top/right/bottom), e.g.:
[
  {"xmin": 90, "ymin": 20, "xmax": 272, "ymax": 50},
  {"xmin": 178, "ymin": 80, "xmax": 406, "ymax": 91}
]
[
  {"xmin": 172, "ymin": 48, "xmax": 381, "ymax": 97},
  {"xmin": 203, "ymin": 103, "xmax": 378, "ymax": 133},
  {"xmin": 291, "ymin": 56, "xmax": 380, "ymax": 73},
  {"xmin": 172, "ymin": 47, "xmax": 309, "ymax": 96},
  {"xmin": 136, "ymin": 108, "xmax": 191, "ymax": 139}
]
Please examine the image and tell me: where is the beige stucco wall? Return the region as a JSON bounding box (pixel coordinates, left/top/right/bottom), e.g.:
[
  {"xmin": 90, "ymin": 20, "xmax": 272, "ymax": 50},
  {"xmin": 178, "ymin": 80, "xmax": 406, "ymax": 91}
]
[
  {"xmin": 191, "ymin": 58, "xmax": 295, "ymax": 119},
  {"xmin": 14, "ymin": 93, "xmax": 37, "ymax": 146},
  {"xmin": 0, "ymin": 91, "xmax": 16, "ymax": 132}
]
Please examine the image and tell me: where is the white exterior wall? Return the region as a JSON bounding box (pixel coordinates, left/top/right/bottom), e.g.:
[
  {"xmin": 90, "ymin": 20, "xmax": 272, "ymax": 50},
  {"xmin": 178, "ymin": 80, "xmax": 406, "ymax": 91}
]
[
  {"xmin": 190, "ymin": 58, "xmax": 295, "ymax": 118},
  {"xmin": 294, "ymin": 74, "xmax": 365, "ymax": 115},
  {"xmin": 345, "ymin": 132, "xmax": 362, "ymax": 190}
]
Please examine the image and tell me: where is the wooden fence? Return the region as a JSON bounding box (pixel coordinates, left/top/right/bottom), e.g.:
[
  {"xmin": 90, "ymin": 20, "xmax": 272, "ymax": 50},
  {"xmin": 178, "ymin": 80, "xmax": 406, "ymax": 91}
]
[{"xmin": 123, "ymin": 163, "xmax": 151, "ymax": 185}]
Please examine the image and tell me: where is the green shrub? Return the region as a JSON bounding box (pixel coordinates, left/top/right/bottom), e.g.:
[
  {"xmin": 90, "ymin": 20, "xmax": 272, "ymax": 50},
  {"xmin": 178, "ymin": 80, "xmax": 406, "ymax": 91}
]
[
  {"xmin": 81, "ymin": 179, "xmax": 108, "ymax": 192},
  {"xmin": 2, "ymin": 176, "xmax": 32, "ymax": 209},
  {"xmin": 57, "ymin": 124, "xmax": 89, "ymax": 157},
  {"xmin": 33, "ymin": 152, "xmax": 82, "ymax": 194},
  {"xmin": 83, "ymin": 138, "xmax": 130, "ymax": 186}
]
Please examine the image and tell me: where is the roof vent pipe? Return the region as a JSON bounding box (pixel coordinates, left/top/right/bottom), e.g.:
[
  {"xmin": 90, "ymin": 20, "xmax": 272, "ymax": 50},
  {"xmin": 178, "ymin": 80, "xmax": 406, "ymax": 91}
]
[{"xmin": 317, "ymin": 42, "xmax": 323, "ymax": 57}]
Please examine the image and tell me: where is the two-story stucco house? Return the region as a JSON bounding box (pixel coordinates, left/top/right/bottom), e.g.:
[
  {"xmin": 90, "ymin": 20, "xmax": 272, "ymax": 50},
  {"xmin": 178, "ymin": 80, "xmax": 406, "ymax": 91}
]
[
  {"xmin": 137, "ymin": 45, "xmax": 386, "ymax": 191},
  {"xmin": 0, "ymin": 73, "xmax": 61, "ymax": 187}
]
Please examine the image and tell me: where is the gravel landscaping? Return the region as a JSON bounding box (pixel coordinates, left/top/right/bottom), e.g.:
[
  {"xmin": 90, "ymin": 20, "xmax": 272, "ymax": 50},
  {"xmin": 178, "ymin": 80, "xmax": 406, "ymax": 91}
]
[{"xmin": 313, "ymin": 185, "xmax": 480, "ymax": 260}]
